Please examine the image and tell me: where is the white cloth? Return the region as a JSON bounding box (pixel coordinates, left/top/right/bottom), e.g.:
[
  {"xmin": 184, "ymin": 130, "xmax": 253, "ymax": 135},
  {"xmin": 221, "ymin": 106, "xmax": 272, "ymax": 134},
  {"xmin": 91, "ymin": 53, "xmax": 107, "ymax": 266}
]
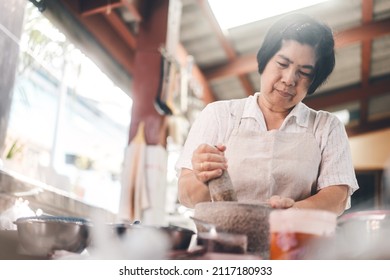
[
  {"xmin": 175, "ymin": 93, "xmax": 359, "ymax": 208},
  {"xmin": 142, "ymin": 145, "xmax": 168, "ymax": 226},
  {"xmin": 118, "ymin": 123, "xmax": 150, "ymax": 221}
]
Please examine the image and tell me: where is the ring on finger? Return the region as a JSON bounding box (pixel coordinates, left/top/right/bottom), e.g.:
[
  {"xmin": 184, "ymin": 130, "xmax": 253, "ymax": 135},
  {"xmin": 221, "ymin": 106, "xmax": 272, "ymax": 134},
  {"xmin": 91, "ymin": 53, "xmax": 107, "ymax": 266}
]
[{"xmin": 200, "ymin": 162, "xmax": 204, "ymax": 171}]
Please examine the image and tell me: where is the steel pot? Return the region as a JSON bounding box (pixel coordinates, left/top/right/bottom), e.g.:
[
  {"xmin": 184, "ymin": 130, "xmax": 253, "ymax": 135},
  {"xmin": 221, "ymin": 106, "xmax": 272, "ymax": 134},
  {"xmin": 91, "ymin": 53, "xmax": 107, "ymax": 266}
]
[
  {"xmin": 14, "ymin": 216, "xmax": 91, "ymax": 256},
  {"xmin": 112, "ymin": 223, "xmax": 194, "ymax": 251},
  {"xmin": 159, "ymin": 225, "xmax": 195, "ymax": 251},
  {"xmin": 335, "ymin": 210, "xmax": 390, "ymax": 259}
]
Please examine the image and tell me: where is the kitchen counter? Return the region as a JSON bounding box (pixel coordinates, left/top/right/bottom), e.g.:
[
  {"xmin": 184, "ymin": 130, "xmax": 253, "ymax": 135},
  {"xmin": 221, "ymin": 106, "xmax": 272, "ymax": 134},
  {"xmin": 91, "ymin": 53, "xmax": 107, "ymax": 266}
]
[
  {"xmin": 0, "ymin": 228, "xmax": 262, "ymax": 260},
  {"xmin": 0, "ymin": 169, "xmax": 117, "ymax": 220},
  {"xmin": 0, "ymin": 169, "xmax": 119, "ymax": 260}
]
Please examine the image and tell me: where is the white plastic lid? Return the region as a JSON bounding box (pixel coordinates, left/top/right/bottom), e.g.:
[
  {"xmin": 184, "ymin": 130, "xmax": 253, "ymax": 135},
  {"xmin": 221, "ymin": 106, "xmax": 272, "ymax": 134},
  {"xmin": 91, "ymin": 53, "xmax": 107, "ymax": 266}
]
[{"xmin": 269, "ymin": 209, "xmax": 337, "ymax": 236}]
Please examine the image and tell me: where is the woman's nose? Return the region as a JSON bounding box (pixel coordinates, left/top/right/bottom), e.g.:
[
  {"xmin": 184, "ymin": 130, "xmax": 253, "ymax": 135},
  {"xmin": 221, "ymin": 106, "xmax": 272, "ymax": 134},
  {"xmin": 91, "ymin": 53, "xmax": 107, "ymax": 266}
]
[{"xmin": 282, "ymin": 68, "xmax": 297, "ymax": 87}]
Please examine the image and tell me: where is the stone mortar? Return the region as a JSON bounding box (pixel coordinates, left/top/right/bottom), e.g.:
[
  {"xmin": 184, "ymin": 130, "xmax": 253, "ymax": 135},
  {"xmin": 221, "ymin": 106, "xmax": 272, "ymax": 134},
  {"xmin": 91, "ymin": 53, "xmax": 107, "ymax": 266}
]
[{"xmin": 194, "ymin": 201, "xmax": 271, "ymax": 259}]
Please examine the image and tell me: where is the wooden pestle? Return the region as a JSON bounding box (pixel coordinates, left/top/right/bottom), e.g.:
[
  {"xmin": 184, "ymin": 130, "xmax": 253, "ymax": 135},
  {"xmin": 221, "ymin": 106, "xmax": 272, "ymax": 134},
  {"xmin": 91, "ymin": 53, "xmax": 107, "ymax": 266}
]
[{"xmin": 208, "ymin": 169, "xmax": 237, "ymax": 201}]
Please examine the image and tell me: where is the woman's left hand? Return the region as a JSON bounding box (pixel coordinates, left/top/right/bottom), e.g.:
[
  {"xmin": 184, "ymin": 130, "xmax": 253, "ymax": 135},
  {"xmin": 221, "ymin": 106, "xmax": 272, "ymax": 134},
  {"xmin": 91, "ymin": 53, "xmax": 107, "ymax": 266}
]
[{"xmin": 267, "ymin": 195, "xmax": 295, "ymax": 209}]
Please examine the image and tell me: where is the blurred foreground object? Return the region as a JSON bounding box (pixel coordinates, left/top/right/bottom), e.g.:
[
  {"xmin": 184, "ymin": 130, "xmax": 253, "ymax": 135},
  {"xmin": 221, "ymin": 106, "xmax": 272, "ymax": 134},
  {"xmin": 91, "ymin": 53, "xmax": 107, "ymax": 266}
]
[
  {"xmin": 269, "ymin": 209, "xmax": 337, "ymax": 260},
  {"xmin": 14, "ymin": 216, "xmax": 91, "ymax": 256}
]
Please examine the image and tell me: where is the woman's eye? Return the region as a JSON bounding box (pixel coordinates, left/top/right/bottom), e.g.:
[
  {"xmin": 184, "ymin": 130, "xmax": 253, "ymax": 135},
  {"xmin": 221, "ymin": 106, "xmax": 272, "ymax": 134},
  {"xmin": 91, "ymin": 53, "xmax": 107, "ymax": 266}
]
[
  {"xmin": 277, "ymin": 62, "xmax": 288, "ymax": 67},
  {"xmin": 299, "ymin": 71, "xmax": 312, "ymax": 77}
]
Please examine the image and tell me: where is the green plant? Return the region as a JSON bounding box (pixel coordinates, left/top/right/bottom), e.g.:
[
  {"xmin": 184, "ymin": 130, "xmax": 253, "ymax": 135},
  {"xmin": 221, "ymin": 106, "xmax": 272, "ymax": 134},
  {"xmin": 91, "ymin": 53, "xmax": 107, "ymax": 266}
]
[{"xmin": 5, "ymin": 140, "xmax": 23, "ymax": 159}]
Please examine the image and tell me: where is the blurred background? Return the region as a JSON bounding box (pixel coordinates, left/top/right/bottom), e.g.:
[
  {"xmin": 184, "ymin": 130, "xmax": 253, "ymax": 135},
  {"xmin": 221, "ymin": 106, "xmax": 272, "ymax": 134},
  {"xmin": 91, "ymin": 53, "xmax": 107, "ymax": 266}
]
[{"xmin": 0, "ymin": 0, "xmax": 389, "ymax": 227}]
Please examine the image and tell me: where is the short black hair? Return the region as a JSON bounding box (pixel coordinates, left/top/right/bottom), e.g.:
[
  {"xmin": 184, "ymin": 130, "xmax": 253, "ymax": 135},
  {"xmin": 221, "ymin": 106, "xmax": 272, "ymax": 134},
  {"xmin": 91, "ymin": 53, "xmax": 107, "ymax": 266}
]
[{"xmin": 257, "ymin": 13, "xmax": 335, "ymax": 95}]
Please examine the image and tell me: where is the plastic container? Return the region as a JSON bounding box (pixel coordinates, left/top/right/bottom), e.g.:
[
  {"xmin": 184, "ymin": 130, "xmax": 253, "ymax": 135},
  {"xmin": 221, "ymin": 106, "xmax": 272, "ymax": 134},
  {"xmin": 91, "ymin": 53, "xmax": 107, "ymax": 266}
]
[{"xmin": 269, "ymin": 209, "xmax": 337, "ymax": 260}]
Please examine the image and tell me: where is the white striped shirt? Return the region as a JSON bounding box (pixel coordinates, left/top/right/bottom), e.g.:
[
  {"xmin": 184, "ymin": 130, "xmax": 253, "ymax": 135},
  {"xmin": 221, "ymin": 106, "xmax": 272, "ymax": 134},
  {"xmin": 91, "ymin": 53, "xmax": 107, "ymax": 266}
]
[{"xmin": 176, "ymin": 93, "xmax": 359, "ymax": 207}]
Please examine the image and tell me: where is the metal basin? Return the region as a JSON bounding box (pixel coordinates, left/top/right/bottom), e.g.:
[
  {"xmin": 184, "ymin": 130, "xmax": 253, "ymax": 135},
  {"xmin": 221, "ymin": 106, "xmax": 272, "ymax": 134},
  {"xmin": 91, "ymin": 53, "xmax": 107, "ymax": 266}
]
[
  {"xmin": 338, "ymin": 210, "xmax": 390, "ymax": 241},
  {"xmin": 335, "ymin": 210, "xmax": 390, "ymax": 259},
  {"xmin": 112, "ymin": 223, "xmax": 194, "ymax": 251},
  {"xmin": 14, "ymin": 216, "xmax": 91, "ymax": 256},
  {"xmin": 159, "ymin": 225, "xmax": 195, "ymax": 250}
]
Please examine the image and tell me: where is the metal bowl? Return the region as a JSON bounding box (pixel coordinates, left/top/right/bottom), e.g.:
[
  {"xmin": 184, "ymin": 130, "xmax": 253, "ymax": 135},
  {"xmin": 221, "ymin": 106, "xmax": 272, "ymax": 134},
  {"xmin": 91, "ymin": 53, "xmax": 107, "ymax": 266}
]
[
  {"xmin": 111, "ymin": 223, "xmax": 194, "ymax": 251},
  {"xmin": 337, "ymin": 210, "xmax": 390, "ymax": 242},
  {"xmin": 14, "ymin": 216, "xmax": 91, "ymax": 256},
  {"xmin": 159, "ymin": 225, "xmax": 195, "ymax": 250}
]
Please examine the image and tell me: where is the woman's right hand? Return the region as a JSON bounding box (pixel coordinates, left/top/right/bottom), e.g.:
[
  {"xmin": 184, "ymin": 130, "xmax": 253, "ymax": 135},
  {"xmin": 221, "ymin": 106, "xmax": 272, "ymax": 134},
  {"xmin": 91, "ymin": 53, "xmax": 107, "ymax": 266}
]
[{"xmin": 191, "ymin": 143, "xmax": 228, "ymax": 183}]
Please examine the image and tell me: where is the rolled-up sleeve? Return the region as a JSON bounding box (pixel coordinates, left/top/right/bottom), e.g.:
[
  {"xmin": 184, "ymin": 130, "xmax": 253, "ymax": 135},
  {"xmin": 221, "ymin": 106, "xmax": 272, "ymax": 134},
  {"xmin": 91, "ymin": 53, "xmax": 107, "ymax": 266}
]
[
  {"xmin": 175, "ymin": 104, "xmax": 219, "ymax": 176},
  {"xmin": 317, "ymin": 116, "xmax": 359, "ymax": 208}
]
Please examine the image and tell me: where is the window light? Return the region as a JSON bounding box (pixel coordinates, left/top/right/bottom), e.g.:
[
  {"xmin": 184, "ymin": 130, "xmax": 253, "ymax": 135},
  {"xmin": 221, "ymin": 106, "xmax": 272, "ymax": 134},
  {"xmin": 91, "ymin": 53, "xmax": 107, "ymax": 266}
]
[{"xmin": 208, "ymin": 0, "xmax": 330, "ymax": 30}]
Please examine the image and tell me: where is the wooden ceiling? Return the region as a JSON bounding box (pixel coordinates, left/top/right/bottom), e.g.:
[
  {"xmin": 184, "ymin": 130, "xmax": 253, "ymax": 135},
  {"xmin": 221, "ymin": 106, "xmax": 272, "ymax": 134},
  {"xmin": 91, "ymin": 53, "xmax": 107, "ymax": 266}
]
[{"xmin": 46, "ymin": 0, "xmax": 390, "ymax": 137}]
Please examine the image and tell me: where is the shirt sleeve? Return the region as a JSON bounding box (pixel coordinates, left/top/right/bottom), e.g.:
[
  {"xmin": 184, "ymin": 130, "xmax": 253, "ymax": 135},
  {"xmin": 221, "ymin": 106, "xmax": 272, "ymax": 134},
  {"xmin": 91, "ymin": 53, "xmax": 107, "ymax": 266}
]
[
  {"xmin": 174, "ymin": 103, "xmax": 221, "ymax": 176},
  {"xmin": 316, "ymin": 115, "xmax": 359, "ymax": 209},
  {"xmin": 174, "ymin": 97, "xmax": 251, "ymax": 177}
]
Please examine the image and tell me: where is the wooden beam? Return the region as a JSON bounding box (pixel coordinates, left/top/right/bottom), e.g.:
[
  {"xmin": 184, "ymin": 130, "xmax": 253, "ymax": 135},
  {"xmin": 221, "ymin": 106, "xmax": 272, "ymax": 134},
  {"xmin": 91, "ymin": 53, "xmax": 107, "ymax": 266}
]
[
  {"xmin": 79, "ymin": 0, "xmax": 122, "ymax": 16},
  {"xmin": 347, "ymin": 118, "xmax": 390, "ymax": 137},
  {"xmin": 335, "ymin": 18, "xmax": 390, "ymax": 48},
  {"xmin": 361, "ymin": 41, "xmax": 372, "ymax": 87},
  {"xmin": 359, "ymin": 0, "xmax": 374, "ymax": 125},
  {"xmin": 197, "ymin": 0, "xmax": 235, "ymax": 59},
  {"xmin": 61, "ymin": 0, "xmax": 135, "ymax": 74},
  {"xmin": 239, "ymin": 76, "xmax": 255, "ymax": 95},
  {"xmin": 196, "ymin": 0, "xmax": 254, "ymax": 96},
  {"xmin": 303, "ymin": 78, "xmax": 390, "ymax": 110},
  {"xmin": 361, "ymin": 0, "xmax": 373, "ymax": 86},
  {"xmin": 81, "ymin": 14, "xmax": 135, "ymax": 74},
  {"xmin": 120, "ymin": 0, "xmax": 142, "ymax": 22},
  {"xmin": 79, "ymin": 0, "xmax": 141, "ymax": 22},
  {"xmin": 104, "ymin": 11, "xmax": 137, "ymax": 49},
  {"xmin": 206, "ymin": 18, "xmax": 390, "ymax": 81},
  {"xmin": 129, "ymin": 0, "xmax": 169, "ymax": 145},
  {"xmin": 205, "ymin": 54, "xmax": 257, "ymax": 81},
  {"xmin": 362, "ymin": 0, "xmax": 373, "ymax": 23},
  {"xmin": 177, "ymin": 44, "xmax": 216, "ymax": 104}
]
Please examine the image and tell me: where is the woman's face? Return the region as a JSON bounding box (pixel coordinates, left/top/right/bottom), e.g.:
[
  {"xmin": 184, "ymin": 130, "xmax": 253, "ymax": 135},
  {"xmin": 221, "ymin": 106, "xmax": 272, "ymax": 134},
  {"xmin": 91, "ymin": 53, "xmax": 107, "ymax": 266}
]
[{"xmin": 260, "ymin": 40, "xmax": 316, "ymax": 111}]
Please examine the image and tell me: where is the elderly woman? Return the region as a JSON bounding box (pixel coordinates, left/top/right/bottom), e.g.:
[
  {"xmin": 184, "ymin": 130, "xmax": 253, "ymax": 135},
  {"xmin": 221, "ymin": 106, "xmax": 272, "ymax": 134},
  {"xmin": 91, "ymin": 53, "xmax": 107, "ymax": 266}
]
[{"xmin": 175, "ymin": 13, "xmax": 359, "ymax": 215}]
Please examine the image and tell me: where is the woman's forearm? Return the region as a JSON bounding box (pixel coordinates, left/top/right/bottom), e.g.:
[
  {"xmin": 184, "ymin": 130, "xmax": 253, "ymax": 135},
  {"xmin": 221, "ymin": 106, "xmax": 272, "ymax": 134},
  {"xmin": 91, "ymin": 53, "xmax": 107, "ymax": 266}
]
[{"xmin": 293, "ymin": 185, "xmax": 349, "ymax": 216}]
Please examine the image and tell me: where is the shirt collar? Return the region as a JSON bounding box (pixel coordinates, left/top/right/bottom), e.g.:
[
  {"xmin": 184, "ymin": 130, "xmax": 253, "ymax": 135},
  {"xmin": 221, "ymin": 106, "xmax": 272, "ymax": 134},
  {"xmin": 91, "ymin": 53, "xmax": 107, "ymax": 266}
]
[
  {"xmin": 242, "ymin": 93, "xmax": 265, "ymax": 123},
  {"xmin": 243, "ymin": 92, "xmax": 311, "ymax": 128},
  {"xmin": 285, "ymin": 101, "xmax": 310, "ymax": 127}
]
